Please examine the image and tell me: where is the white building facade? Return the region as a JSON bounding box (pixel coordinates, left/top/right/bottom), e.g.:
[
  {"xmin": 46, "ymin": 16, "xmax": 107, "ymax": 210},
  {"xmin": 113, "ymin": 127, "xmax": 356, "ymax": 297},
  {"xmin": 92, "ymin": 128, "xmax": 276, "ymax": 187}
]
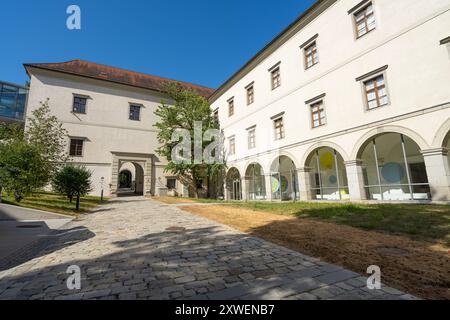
[
  {"xmin": 210, "ymin": 0, "xmax": 450, "ymax": 202},
  {"xmin": 24, "ymin": 60, "xmax": 213, "ymax": 197}
]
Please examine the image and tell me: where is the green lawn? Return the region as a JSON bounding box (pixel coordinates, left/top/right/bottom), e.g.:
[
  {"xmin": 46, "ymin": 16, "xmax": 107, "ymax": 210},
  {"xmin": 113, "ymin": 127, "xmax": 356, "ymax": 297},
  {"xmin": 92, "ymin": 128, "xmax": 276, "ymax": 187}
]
[
  {"xmin": 1, "ymin": 192, "xmax": 107, "ymax": 216},
  {"xmin": 226, "ymin": 201, "xmax": 450, "ymax": 245}
]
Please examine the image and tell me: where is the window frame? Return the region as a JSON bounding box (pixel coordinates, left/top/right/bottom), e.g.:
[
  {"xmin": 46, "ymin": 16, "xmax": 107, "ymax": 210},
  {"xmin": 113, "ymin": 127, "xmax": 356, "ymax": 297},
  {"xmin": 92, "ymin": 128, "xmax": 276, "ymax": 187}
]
[
  {"xmin": 228, "ymin": 135, "xmax": 236, "ymax": 155},
  {"xmin": 129, "ymin": 104, "xmax": 142, "ymax": 121},
  {"xmin": 69, "ymin": 138, "xmax": 85, "ymax": 157},
  {"xmin": 351, "ymin": 1, "xmax": 376, "ymax": 39},
  {"xmin": 271, "ymin": 67, "xmax": 281, "ymax": 90},
  {"xmin": 72, "ymin": 94, "xmax": 88, "ymax": 114},
  {"xmin": 356, "ymin": 66, "xmax": 390, "ymax": 111},
  {"xmin": 310, "ymin": 100, "xmax": 327, "ymax": 129},
  {"xmin": 213, "ymin": 108, "xmax": 219, "ymax": 124},
  {"xmin": 246, "ymin": 83, "xmax": 255, "ymax": 105},
  {"xmin": 166, "ymin": 177, "xmax": 177, "ymax": 190},
  {"xmin": 273, "ymin": 117, "xmax": 285, "ymax": 141},
  {"xmin": 228, "ymin": 97, "xmax": 235, "ymax": 117},
  {"xmin": 304, "ymin": 41, "xmax": 319, "ymax": 69},
  {"xmin": 247, "ymin": 126, "xmax": 256, "ymax": 149}
]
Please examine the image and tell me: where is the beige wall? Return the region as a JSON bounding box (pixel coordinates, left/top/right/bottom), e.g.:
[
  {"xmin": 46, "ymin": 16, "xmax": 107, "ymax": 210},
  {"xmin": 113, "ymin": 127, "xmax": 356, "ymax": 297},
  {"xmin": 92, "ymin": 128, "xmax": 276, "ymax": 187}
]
[{"xmin": 25, "ymin": 68, "xmax": 180, "ymax": 197}]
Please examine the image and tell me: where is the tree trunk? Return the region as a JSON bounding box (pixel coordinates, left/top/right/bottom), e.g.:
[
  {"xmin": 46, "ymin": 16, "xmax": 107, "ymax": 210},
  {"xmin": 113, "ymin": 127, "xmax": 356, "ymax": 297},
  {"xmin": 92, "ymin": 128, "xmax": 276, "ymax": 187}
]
[
  {"xmin": 76, "ymin": 192, "xmax": 81, "ymax": 211},
  {"xmin": 207, "ymin": 174, "xmax": 211, "ymax": 199}
]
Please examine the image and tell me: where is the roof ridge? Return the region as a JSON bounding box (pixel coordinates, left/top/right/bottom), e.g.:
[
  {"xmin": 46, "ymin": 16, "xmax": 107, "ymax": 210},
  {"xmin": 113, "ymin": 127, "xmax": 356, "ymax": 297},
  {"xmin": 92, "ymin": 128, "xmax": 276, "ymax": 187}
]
[{"xmin": 24, "ymin": 59, "xmax": 215, "ymax": 98}]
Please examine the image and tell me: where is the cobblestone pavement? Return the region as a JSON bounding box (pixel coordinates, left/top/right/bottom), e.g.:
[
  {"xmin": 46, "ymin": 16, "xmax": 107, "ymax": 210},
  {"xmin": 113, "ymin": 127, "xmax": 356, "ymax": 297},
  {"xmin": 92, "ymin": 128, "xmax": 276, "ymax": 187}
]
[{"xmin": 0, "ymin": 198, "xmax": 417, "ymax": 300}]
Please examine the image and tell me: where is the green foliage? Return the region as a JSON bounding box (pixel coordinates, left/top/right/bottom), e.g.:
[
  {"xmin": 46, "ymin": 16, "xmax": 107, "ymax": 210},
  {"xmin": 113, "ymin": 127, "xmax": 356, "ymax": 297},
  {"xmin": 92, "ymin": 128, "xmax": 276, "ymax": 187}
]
[
  {"xmin": 0, "ymin": 123, "xmax": 23, "ymax": 141},
  {"xmin": 0, "ymin": 139, "xmax": 49, "ymax": 202},
  {"xmin": 154, "ymin": 83, "xmax": 225, "ymax": 196},
  {"xmin": 52, "ymin": 165, "xmax": 93, "ymax": 202},
  {"xmin": 25, "ymin": 99, "xmax": 68, "ymax": 174},
  {"xmin": 0, "ymin": 99, "xmax": 68, "ymax": 202}
]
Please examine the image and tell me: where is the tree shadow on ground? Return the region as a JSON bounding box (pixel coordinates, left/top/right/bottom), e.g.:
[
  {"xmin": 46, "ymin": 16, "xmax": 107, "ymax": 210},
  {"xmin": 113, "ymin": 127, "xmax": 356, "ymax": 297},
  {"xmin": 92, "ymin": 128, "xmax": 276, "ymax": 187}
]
[
  {"xmin": 0, "ymin": 225, "xmax": 333, "ymax": 300},
  {"xmin": 244, "ymin": 217, "xmax": 450, "ymax": 300},
  {"xmin": 0, "ymin": 226, "xmax": 95, "ymax": 272}
]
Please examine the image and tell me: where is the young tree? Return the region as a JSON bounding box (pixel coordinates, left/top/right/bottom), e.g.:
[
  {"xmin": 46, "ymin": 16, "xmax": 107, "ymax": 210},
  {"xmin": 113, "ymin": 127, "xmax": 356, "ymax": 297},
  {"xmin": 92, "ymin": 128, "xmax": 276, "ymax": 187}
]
[
  {"xmin": 154, "ymin": 84, "xmax": 225, "ymax": 198},
  {"xmin": 52, "ymin": 165, "xmax": 92, "ymax": 211},
  {"xmin": 0, "ymin": 140, "xmax": 49, "ymax": 202},
  {"xmin": 0, "ymin": 123, "xmax": 24, "ymax": 202},
  {"xmin": 26, "ymin": 99, "xmax": 68, "ymax": 176},
  {"xmin": 0, "ymin": 100, "xmax": 68, "ymax": 202}
]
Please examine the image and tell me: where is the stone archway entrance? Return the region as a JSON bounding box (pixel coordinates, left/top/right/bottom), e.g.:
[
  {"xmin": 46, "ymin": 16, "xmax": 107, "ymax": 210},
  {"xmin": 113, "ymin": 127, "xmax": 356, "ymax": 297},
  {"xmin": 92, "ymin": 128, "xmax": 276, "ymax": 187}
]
[{"xmin": 110, "ymin": 152, "xmax": 154, "ymax": 197}]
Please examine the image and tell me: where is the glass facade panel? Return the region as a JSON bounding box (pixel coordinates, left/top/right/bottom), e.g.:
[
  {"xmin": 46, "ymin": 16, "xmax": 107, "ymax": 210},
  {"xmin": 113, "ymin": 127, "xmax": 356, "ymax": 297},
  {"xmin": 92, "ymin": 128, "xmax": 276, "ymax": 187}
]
[
  {"xmin": 226, "ymin": 168, "xmax": 241, "ymax": 200},
  {"xmin": 307, "ymin": 147, "xmax": 349, "ymax": 200},
  {"xmin": 360, "ymin": 133, "xmax": 431, "ymax": 200},
  {"xmin": 245, "ymin": 164, "xmax": 266, "ymax": 200},
  {"xmin": 270, "ymin": 156, "xmax": 299, "ymax": 201},
  {"xmin": 0, "ymin": 81, "xmax": 27, "ymax": 121}
]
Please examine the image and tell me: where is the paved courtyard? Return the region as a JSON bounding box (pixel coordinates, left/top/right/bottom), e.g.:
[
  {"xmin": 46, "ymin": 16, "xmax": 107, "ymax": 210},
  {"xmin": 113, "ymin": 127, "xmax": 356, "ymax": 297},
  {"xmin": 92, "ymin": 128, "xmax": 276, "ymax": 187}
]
[{"xmin": 0, "ymin": 198, "xmax": 416, "ymax": 300}]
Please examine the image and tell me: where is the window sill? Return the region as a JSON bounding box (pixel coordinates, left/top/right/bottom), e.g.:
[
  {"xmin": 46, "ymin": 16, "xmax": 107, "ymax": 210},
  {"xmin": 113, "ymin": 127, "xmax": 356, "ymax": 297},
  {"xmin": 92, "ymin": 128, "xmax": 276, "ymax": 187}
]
[{"xmin": 305, "ymin": 62, "xmax": 319, "ymax": 70}]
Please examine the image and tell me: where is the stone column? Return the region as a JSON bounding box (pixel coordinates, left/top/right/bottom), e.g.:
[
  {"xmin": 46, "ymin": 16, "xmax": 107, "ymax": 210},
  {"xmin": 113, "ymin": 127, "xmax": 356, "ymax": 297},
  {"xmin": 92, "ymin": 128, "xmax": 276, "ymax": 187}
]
[
  {"xmin": 297, "ymin": 167, "xmax": 313, "ymax": 201},
  {"xmin": 223, "ymin": 180, "xmax": 229, "ymax": 201},
  {"xmin": 241, "ymin": 177, "xmax": 248, "ymax": 201},
  {"xmin": 422, "ymin": 148, "xmax": 450, "ymax": 201},
  {"xmin": 110, "ymin": 157, "xmax": 119, "ymax": 196},
  {"xmin": 144, "ymin": 159, "xmax": 153, "ymax": 196},
  {"xmin": 264, "ymin": 174, "xmax": 273, "ymax": 201},
  {"xmin": 345, "ymin": 160, "xmax": 367, "ymax": 201}
]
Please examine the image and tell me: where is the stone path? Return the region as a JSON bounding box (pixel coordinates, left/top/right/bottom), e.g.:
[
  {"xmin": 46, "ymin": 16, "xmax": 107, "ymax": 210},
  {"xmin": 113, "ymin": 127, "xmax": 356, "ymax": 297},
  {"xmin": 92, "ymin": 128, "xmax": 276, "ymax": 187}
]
[{"xmin": 0, "ymin": 198, "xmax": 417, "ymax": 300}]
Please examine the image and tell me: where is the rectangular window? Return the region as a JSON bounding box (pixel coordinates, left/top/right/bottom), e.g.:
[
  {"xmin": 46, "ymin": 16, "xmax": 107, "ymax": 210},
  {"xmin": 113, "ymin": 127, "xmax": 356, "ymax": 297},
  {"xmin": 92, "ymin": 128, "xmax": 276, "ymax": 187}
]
[
  {"xmin": 274, "ymin": 118, "xmax": 285, "ymax": 140},
  {"xmin": 364, "ymin": 74, "xmax": 388, "ymax": 110},
  {"xmin": 247, "ymin": 85, "xmax": 255, "ymax": 105},
  {"xmin": 271, "ymin": 67, "xmax": 281, "ymax": 90},
  {"xmin": 310, "ymin": 100, "xmax": 326, "ymax": 128},
  {"xmin": 73, "ymin": 96, "xmax": 87, "ymax": 114},
  {"xmin": 248, "ymin": 127, "xmax": 256, "ymax": 149},
  {"xmin": 69, "ymin": 139, "xmax": 84, "ymax": 157},
  {"xmin": 213, "ymin": 109, "xmax": 219, "ymax": 123},
  {"xmin": 129, "ymin": 105, "xmax": 141, "ymax": 121},
  {"xmin": 229, "ymin": 136, "xmax": 236, "ymax": 155},
  {"xmin": 228, "ymin": 99, "xmax": 234, "ymax": 117},
  {"xmin": 166, "ymin": 178, "xmax": 176, "ymax": 190},
  {"xmin": 304, "ymin": 42, "xmax": 318, "ymax": 69},
  {"xmin": 354, "ymin": 3, "xmax": 376, "ymax": 38}
]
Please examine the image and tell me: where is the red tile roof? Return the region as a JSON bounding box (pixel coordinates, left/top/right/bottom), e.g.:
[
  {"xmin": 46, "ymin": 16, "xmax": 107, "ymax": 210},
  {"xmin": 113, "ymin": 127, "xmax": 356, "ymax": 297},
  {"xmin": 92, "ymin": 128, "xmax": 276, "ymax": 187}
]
[{"xmin": 24, "ymin": 60, "xmax": 215, "ymax": 98}]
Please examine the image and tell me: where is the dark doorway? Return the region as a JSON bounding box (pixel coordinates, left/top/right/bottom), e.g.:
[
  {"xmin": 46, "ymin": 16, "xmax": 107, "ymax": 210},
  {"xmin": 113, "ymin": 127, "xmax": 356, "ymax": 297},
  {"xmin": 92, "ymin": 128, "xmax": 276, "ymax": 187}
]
[{"xmin": 119, "ymin": 170, "xmax": 132, "ymax": 189}]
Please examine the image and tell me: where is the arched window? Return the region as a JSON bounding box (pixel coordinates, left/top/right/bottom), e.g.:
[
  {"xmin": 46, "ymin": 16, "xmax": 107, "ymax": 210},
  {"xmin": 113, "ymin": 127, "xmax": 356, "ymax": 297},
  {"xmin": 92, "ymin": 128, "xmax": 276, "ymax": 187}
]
[
  {"xmin": 359, "ymin": 133, "xmax": 430, "ymax": 200},
  {"xmin": 226, "ymin": 168, "xmax": 242, "ymax": 200},
  {"xmin": 270, "ymin": 156, "xmax": 299, "ymax": 201},
  {"xmin": 306, "ymin": 147, "xmax": 349, "ymax": 200},
  {"xmin": 245, "ymin": 163, "xmax": 266, "ymax": 200}
]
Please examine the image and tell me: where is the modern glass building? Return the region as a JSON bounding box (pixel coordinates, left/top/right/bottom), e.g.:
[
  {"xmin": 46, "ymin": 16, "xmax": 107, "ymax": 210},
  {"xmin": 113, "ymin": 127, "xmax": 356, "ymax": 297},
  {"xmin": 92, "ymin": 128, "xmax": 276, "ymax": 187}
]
[{"xmin": 0, "ymin": 81, "xmax": 28, "ymax": 123}]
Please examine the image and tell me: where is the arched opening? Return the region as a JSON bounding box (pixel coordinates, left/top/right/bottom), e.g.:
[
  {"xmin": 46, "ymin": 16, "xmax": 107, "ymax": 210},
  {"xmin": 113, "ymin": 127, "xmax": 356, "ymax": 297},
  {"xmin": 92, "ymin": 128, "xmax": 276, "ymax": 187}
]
[
  {"xmin": 306, "ymin": 147, "xmax": 349, "ymax": 200},
  {"xmin": 226, "ymin": 168, "xmax": 242, "ymax": 200},
  {"xmin": 118, "ymin": 162, "xmax": 145, "ymax": 196},
  {"xmin": 119, "ymin": 170, "xmax": 132, "ymax": 189},
  {"xmin": 359, "ymin": 132, "xmax": 430, "ymax": 200},
  {"xmin": 270, "ymin": 156, "xmax": 299, "ymax": 201},
  {"xmin": 444, "ymin": 131, "xmax": 450, "ymax": 172},
  {"xmin": 245, "ymin": 163, "xmax": 266, "ymax": 200}
]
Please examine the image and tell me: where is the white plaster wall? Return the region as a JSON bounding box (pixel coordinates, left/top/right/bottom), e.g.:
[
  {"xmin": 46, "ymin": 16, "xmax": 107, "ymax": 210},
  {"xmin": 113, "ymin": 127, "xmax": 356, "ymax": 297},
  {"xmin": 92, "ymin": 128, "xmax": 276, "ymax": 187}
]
[
  {"xmin": 212, "ymin": 0, "xmax": 450, "ymax": 174},
  {"xmin": 25, "ymin": 69, "xmax": 176, "ymax": 197}
]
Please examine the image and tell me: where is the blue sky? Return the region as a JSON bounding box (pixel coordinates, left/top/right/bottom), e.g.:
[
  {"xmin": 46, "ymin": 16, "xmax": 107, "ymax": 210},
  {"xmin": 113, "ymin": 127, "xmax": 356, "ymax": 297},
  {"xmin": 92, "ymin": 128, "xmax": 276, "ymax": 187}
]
[{"xmin": 1, "ymin": 0, "xmax": 315, "ymax": 89}]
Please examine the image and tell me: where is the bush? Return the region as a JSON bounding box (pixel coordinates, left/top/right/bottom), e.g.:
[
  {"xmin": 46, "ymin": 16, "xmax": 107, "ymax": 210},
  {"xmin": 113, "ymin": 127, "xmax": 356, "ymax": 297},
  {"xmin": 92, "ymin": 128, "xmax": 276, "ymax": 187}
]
[
  {"xmin": 0, "ymin": 140, "xmax": 49, "ymax": 202},
  {"xmin": 52, "ymin": 165, "xmax": 92, "ymax": 210}
]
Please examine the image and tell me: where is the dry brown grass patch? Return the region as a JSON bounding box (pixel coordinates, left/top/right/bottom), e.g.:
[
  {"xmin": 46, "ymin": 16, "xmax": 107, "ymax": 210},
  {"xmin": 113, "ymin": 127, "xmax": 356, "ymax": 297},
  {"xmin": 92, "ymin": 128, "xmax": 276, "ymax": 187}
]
[{"xmin": 183, "ymin": 205, "xmax": 450, "ymax": 300}]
